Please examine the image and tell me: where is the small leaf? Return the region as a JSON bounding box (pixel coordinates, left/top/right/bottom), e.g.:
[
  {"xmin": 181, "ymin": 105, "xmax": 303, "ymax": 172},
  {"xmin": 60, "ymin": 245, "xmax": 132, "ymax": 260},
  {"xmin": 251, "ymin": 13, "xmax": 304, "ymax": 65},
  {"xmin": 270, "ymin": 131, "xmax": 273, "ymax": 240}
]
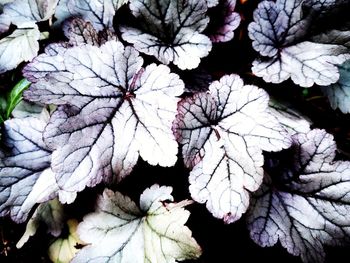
[
  {"xmin": 16, "ymin": 199, "xmax": 64, "ymax": 248},
  {"xmin": 173, "ymin": 74, "xmax": 291, "ymax": 223},
  {"xmin": 121, "ymin": 0, "xmax": 212, "ymax": 70},
  {"xmin": 63, "ymin": 17, "xmax": 100, "ymax": 46},
  {"xmin": 206, "ymin": 0, "xmax": 241, "ymax": 43},
  {"xmin": 62, "ymin": 17, "xmax": 117, "ymax": 46},
  {"xmin": 0, "ymin": 26, "xmax": 40, "ymax": 73},
  {"xmin": 247, "ymin": 129, "xmax": 350, "ymax": 262},
  {"xmin": 48, "ymin": 219, "xmax": 82, "ymax": 263},
  {"xmin": 11, "ymin": 100, "xmax": 47, "ymax": 119},
  {"xmin": 72, "ymin": 185, "xmax": 201, "ymax": 263},
  {"xmin": 55, "ymin": 0, "xmax": 128, "ymax": 31},
  {"xmin": 5, "ymin": 78, "xmax": 31, "ymax": 119},
  {"xmin": 321, "ymin": 59, "xmax": 350, "ymax": 113}
]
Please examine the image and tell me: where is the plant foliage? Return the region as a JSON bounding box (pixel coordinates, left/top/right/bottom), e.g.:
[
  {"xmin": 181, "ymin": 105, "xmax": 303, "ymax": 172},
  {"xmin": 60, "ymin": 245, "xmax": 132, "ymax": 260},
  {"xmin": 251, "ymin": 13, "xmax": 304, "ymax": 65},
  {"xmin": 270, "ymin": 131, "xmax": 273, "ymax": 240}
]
[{"xmin": 0, "ymin": 0, "xmax": 350, "ymax": 262}]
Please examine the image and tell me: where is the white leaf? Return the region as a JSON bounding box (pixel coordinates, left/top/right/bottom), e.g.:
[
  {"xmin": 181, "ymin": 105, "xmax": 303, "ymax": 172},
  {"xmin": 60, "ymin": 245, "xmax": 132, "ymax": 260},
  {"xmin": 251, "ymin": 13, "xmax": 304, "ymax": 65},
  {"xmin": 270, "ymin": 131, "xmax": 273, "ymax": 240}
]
[
  {"xmin": 173, "ymin": 74, "xmax": 291, "ymax": 223},
  {"xmin": 252, "ymin": 41, "xmax": 350, "ymax": 87},
  {"xmin": 0, "ymin": 26, "xmax": 40, "ymax": 73},
  {"xmin": 72, "ymin": 185, "xmax": 202, "ymax": 263},
  {"xmin": 0, "ymin": 0, "xmax": 13, "ymax": 33},
  {"xmin": 206, "ymin": 0, "xmax": 219, "ymax": 8},
  {"xmin": 23, "ymin": 40, "xmax": 184, "ymax": 203},
  {"xmin": 55, "ymin": 0, "xmax": 128, "ymax": 31},
  {"xmin": 121, "ymin": 0, "xmax": 212, "ymax": 70},
  {"xmin": 247, "ymin": 129, "xmax": 350, "ymax": 263},
  {"xmin": 0, "ymin": 0, "xmax": 58, "ymax": 27},
  {"xmin": 248, "ymin": 0, "xmax": 350, "ymax": 87},
  {"xmin": 0, "ymin": 117, "xmax": 60, "ymax": 223},
  {"xmin": 321, "ymin": 59, "xmax": 350, "ymax": 113}
]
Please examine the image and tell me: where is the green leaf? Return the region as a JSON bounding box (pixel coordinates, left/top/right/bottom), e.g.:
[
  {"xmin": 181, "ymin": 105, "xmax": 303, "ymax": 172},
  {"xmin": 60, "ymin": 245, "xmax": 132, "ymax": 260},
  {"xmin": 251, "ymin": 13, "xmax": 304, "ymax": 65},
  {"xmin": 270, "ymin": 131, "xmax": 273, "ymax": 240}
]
[
  {"xmin": 0, "ymin": 96, "xmax": 6, "ymax": 124},
  {"xmin": 48, "ymin": 219, "xmax": 82, "ymax": 263},
  {"xmin": 6, "ymin": 78, "xmax": 31, "ymax": 119}
]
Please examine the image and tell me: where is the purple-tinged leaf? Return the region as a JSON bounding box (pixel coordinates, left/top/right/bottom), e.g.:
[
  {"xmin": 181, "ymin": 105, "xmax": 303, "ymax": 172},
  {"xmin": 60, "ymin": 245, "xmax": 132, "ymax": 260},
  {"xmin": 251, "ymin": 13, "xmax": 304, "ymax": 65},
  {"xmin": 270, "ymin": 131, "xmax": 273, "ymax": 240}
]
[
  {"xmin": 0, "ymin": 117, "xmax": 59, "ymax": 223},
  {"xmin": 55, "ymin": 0, "xmax": 128, "ymax": 31},
  {"xmin": 62, "ymin": 17, "xmax": 117, "ymax": 46},
  {"xmin": 0, "ymin": 18, "xmax": 9, "ymax": 34},
  {"xmin": 63, "ymin": 17, "xmax": 99, "ymax": 46},
  {"xmin": 24, "ymin": 40, "xmax": 184, "ymax": 203},
  {"xmin": 120, "ymin": 0, "xmax": 212, "ymax": 70},
  {"xmin": 173, "ymin": 74, "xmax": 291, "ymax": 223},
  {"xmin": 72, "ymin": 185, "xmax": 201, "ymax": 263},
  {"xmin": 248, "ymin": 0, "xmax": 350, "ymax": 87},
  {"xmin": 206, "ymin": 0, "xmax": 241, "ymax": 43},
  {"xmin": 247, "ymin": 129, "xmax": 350, "ymax": 263}
]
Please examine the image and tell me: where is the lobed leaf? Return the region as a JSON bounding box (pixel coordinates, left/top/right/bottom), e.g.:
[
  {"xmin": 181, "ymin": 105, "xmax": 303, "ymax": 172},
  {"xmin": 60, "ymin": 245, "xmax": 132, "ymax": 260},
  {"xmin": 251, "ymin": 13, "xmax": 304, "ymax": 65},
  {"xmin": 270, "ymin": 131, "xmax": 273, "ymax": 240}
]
[
  {"xmin": 72, "ymin": 185, "xmax": 202, "ymax": 263},
  {"xmin": 173, "ymin": 74, "xmax": 291, "ymax": 223},
  {"xmin": 121, "ymin": 0, "xmax": 212, "ymax": 70},
  {"xmin": 248, "ymin": 0, "xmax": 350, "ymax": 87},
  {"xmin": 23, "ymin": 40, "xmax": 184, "ymax": 203},
  {"xmin": 247, "ymin": 129, "xmax": 350, "ymax": 262}
]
